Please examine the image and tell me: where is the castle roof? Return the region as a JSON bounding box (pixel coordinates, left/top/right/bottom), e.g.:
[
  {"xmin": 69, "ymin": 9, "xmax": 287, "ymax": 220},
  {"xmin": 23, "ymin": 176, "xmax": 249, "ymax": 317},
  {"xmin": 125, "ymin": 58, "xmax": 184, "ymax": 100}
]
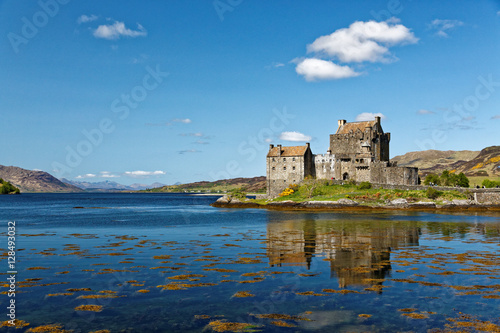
[
  {"xmin": 267, "ymin": 145, "xmax": 308, "ymax": 157},
  {"xmin": 336, "ymin": 120, "xmax": 378, "ymax": 135}
]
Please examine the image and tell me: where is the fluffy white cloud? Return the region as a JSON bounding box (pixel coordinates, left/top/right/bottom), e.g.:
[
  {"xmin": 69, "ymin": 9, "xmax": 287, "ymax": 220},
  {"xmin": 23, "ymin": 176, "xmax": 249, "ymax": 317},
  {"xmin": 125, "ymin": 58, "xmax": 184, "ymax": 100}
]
[
  {"xmin": 295, "ymin": 58, "xmax": 360, "ymax": 81},
  {"xmin": 99, "ymin": 171, "xmax": 120, "ymax": 178},
  {"xmin": 76, "ymin": 173, "xmax": 96, "ymax": 179},
  {"xmin": 173, "ymin": 118, "xmax": 192, "ymax": 124},
  {"xmin": 429, "ymin": 19, "xmax": 463, "ymax": 38},
  {"xmin": 355, "ymin": 112, "xmax": 386, "ymax": 121},
  {"xmin": 279, "ymin": 131, "xmax": 312, "ymax": 142},
  {"xmin": 77, "ymin": 14, "xmax": 98, "ymax": 24},
  {"xmin": 307, "ymin": 19, "xmax": 418, "ymax": 63},
  {"xmin": 417, "ymin": 109, "xmax": 435, "ymax": 115},
  {"xmin": 93, "ymin": 21, "xmax": 147, "ymax": 40},
  {"xmin": 124, "ymin": 170, "xmax": 166, "ymax": 177}
]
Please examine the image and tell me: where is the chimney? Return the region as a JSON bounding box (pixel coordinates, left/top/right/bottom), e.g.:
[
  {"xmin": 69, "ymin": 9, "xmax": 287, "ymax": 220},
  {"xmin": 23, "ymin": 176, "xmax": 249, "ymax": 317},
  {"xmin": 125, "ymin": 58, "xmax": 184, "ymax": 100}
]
[
  {"xmin": 277, "ymin": 144, "xmax": 282, "ymax": 157},
  {"xmin": 306, "ymin": 142, "xmax": 310, "ymax": 149},
  {"xmin": 269, "ymin": 144, "xmax": 274, "ymax": 149},
  {"xmin": 338, "ymin": 119, "xmax": 346, "ymax": 128},
  {"xmin": 375, "ymin": 116, "xmax": 381, "ymax": 124}
]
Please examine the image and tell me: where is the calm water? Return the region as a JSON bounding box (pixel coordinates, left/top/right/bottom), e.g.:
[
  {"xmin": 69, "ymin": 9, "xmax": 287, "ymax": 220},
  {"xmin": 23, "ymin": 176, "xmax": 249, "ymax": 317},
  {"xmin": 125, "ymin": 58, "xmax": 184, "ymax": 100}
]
[{"xmin": 0, "ymin": 193, "xmax": 499, "ymax": 332}]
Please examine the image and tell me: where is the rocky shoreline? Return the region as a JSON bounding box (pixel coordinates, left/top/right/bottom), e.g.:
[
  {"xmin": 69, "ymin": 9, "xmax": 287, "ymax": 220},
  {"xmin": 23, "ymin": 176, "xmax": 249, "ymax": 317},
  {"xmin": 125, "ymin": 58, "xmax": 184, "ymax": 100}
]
[{"xmin": 211, "ymin": 196, "xmax": 500, "ymax": 212}]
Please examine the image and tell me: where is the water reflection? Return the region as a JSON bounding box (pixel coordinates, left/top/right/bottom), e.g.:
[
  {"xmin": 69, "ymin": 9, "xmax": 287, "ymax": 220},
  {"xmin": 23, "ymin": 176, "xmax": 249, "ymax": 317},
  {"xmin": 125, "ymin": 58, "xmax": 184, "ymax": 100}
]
[{"xmin": 266, "ymin": 214, "xmax": 421, "ymax": 287}]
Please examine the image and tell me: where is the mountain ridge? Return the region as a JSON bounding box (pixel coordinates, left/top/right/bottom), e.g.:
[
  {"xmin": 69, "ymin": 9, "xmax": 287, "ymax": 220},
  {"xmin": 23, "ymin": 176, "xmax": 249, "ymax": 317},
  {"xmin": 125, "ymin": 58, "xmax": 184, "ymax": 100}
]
[{"xmin": 0, "ymin": 165, "xmax": 82, "ymax": 193}]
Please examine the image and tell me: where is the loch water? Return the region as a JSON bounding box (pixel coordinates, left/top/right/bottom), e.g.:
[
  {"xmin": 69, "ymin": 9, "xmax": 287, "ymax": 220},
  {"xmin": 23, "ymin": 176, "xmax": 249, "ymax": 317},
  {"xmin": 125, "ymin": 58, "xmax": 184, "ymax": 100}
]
[{"xmin": 0, "ymin": 193, "xmax": 499, "ymax": 332}]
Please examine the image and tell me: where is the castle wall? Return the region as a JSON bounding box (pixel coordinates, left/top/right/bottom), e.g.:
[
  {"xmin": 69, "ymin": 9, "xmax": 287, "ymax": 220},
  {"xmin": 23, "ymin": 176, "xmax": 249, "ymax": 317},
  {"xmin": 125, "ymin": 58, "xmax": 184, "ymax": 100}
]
[
  {"xmin": 266, "ymin": 147, "xmax": 314, "ymax": 197},
  {"xmin": 314, "ymin": 154, "xmax": 335, "ymax": 179}
]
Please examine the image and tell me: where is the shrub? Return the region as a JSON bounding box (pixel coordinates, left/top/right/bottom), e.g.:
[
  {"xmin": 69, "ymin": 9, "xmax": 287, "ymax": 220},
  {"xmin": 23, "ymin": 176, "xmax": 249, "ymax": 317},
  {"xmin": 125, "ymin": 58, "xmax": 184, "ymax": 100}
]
[
  {"xmin": 279, "ymin": 187, "xmax": 295, "ymax": 197},
  {"xmin": 229, "ymin": 187, "xmax": 247, "ymax": 199},
  {"xmin": 357, "ymin": 181, "xmax": 372, "ymax": 190},
  {"xmin": 482, "ymin": 179, "xmax": 500, "ymax": 188},
  {"xmin": 426, "ymin": 187, "xmax": 442, "ymax": 199}
]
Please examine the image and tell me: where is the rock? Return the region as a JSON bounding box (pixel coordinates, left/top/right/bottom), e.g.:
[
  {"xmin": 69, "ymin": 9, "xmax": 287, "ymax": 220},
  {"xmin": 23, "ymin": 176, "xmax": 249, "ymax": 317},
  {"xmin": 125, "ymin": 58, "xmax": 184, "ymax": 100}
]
[
  {"xmin": 215, "ymin": 195, "xmax": 231, "ymax": 204},
  {"xmin": 301, "ymin": 201, "xmax": 338, "ymax": 206},
  {"xmin": 389, "ymin": 198, "xmax": 408, "ymax": 206},
  {"xmin": 267, "ymin": 200, "xmax": 300, "ymax": 207},
  {"xmin": 452, "ymin": 199, "xmax": 475, "ymax": 206},
  {"xmin": 409, "ymin": 201, "xmax": 436, "ymax": 208},
  {"xmin": 335, "ymin": 199, "xmax": 359, "ymax": 206}
]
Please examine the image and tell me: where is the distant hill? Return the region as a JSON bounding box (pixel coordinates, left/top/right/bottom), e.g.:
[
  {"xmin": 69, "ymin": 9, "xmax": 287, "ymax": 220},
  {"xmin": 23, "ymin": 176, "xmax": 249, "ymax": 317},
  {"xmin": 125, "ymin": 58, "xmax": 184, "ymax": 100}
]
[
  {"xmin": 0, "ymin": 165, "xmax": 83, "ymax": 193},
  {"xmin": 391, "ymin": 146, "xmax": 500, "ymax": 177},
  {"xmin": 62, "ymin": 179, "xmax": 166, "ymax": 191},
  {"xmin": 145, "ymin": 176, "xmax": 266, "ymax": 193}
]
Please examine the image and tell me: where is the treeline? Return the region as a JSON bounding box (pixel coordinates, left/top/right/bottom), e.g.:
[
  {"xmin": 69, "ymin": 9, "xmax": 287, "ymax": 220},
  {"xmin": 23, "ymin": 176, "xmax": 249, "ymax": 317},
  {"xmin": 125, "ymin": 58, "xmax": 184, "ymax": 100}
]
[
  {"xmin": 0, "ymin": 178, "xmax": 20, "ymax": 194},
  {"xmin": 423, "ymin": 171, "xmax": 469, "ymax": 187}
]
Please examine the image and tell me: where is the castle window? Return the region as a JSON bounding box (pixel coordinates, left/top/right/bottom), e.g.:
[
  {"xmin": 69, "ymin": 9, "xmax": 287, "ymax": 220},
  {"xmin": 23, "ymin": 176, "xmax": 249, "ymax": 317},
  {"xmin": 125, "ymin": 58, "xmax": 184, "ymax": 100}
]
[
  {"xmin": 272, "ymin": 158, "xmax": 275, "ymax": 162},
  {"xmin": 283, "ymin": 166, "xmax": 286, "ymax": 171},
  {"xmin": 283, "ymin": 158, "xmax": 286, "ymax": 162},
  {"xmin": 272, "ymin": 167, "xmax": 275, "ymax": 171},
  {"xmin": 292, "ymin": 166, "xmax": 295, "ymax": 170},
  {"xmin": 292, "ymin": 157, "xmax": 295, "ymax": 161}
]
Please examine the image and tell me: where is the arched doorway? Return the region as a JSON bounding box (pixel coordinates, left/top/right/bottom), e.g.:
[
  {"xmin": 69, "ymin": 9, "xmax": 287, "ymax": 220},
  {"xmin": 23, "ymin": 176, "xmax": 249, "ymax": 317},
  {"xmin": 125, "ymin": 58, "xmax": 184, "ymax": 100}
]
[{"xmin": 343, "ymin": 172, "xmax": 349, "ymax": 180}]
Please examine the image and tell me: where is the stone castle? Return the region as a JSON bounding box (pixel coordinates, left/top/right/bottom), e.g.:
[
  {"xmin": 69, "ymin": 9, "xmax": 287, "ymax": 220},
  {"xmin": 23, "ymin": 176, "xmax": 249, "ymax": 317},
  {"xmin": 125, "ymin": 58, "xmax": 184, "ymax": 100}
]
[{"xmin": 266, "ymin": 117, "xmax": 419, "ymax": 197}]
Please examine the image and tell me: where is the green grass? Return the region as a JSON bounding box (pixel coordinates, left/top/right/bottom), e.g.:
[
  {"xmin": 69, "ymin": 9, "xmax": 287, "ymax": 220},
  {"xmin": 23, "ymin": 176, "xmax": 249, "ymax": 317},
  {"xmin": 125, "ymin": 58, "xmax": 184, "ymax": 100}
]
[{"xmin": 467, "ymin": 176, "xmax": 500, "ymax": 187}]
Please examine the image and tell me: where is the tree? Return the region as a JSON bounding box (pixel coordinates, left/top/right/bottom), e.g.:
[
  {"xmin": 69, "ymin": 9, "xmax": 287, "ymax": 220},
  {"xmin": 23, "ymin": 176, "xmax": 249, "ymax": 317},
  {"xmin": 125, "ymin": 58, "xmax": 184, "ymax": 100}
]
[
  {"xmin": 424, "ymin": 174, "xmax": 440, "ymax": 186},
  {"xmin": 456, "ymin": 173, "xmax": 469, "ymax": 188}
]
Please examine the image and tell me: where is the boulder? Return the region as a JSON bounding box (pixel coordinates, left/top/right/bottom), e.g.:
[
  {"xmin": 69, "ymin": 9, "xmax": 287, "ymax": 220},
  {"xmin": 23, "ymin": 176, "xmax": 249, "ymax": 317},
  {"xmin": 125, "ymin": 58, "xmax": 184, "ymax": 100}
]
[
  {"xmin": 335, "ymin": 199, "xmax": 359, "ymax": 206},
  {"xmin": 215, "ymin": 195, "xmax": 231, "ymax": 204},
  {"xmin": 409, "ymin": 201, "xmax": 436, "ymax": 208},
  {"xmin": 389, "ymin": 198, "xmax": 408, "ymax": 207},
  {"xmin": 452, "ymin": 199, "xmax": 475, "ymax": 206}
]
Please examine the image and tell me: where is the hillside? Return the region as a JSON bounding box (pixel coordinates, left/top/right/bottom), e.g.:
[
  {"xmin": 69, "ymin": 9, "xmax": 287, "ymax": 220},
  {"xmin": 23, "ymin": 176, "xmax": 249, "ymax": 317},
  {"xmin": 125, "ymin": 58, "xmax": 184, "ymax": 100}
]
[
  {"xmin": 391, "ymin": 146, "xmax": 500, "ymax": 177},
  {"xmin": 0, "ymin": 165, "xmax": 83, "ymax": 193},
  {"xmin": 62, "ymin": 179, "xmax": 166, "ymax": 192},
  {"xmin": 145, "ymin": 176, "xmax": 266, "ymax": 193},
  {"xmin": 0, "ymin": 178, "xmax": 20, "ymax": 194}
]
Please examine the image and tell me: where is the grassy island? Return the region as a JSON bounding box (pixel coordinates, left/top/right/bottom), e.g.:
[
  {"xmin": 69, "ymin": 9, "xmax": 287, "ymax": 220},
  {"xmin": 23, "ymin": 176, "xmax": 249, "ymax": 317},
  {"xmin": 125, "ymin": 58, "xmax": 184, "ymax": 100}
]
[{"xmin": 250, "ymin": 180, "xmax": 467, "ymax": 206}]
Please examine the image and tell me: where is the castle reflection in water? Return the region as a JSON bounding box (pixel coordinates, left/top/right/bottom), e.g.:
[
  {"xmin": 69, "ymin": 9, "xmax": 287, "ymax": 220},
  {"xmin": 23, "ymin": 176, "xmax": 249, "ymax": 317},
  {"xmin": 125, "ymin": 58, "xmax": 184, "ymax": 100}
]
[{"xmin": 265, "ymin": 213, "xmax": 420, "ymax": 288}]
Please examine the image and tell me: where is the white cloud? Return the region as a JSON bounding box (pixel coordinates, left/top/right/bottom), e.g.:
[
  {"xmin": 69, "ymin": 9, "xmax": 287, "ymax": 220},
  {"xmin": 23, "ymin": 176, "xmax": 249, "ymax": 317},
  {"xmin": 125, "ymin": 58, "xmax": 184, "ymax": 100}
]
[
  {"xmin": 307, "ymin": 19, "xmax": 418, "ymax": 63},
  {"xmin": 99, "ymin": 171, "xmax": 120, "ymax": 178},
  {"xmin": 193, "ymin": 140, "xmax": 209, "ymax": 145},
  {"xmin": 76, "ymin": 173, "xmax": 97, "ymax": 179},
  {"xmin": 417, "ymin": 109, "xmax": 435, "ymax": 115},
  {"xmin": 173, "ymin": 118, "xmax": 192, "ymax": 124},
  {"xmin": 179, "ymin": 132, "xmax": 203, "ymax": 137},
  {"xmin": 93, "ymin": 21, "xmax": 147, "ymax": 40},
  {"xmin": 429, "ymin": 19, "xmax": 464, "ymax": 38},
  {"xmin": 124, "ymin": 170, "xmax": 166, "ymax": 177},
  {"xmin": 77, "ymin": 14, "xmax": 98, "ymax": 24},
  {"xmin": 491, "ymin": 115, "xmax": 500, "ymax": 120},
  {"xmin": 178, "ymin": 149, "xmax": 201, "ymax": 154},
  {"xmin": 355, "ymin": 112, "xmax": 386, "ymax": 121},
  {"xmin": 295, "ymin": 58, "xmax": 360, "ymax": 81},
  {"xmin": 279, "ymin": 131, "xmax": 312, "ymax": 142}
]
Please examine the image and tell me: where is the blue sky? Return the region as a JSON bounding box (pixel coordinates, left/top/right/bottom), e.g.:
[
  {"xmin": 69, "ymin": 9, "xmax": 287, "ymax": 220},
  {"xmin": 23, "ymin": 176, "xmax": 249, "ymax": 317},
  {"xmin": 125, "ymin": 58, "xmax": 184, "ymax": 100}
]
[{"xmin": 1, "ymin": 0, "xmax": 499, "ymax": 185}]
